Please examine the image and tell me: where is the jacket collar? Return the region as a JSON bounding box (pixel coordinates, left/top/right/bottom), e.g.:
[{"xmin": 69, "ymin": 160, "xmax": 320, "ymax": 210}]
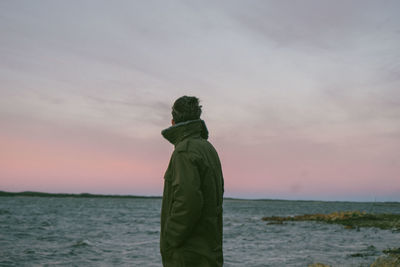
[{"xmin": 161, "ymin": 119, "xmax": 209, "ymax": 146}]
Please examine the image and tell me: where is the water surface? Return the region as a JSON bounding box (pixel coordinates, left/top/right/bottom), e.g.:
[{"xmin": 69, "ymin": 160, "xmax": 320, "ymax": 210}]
[{"xmin": 1, "ymin": 197, "xmax": 399, "ymax": 266}]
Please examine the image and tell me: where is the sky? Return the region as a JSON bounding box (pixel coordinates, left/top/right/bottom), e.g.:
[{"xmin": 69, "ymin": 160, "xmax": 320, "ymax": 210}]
[{"xmin": 1, "ymin": 0, "xmax": 399, "ymax": 201}]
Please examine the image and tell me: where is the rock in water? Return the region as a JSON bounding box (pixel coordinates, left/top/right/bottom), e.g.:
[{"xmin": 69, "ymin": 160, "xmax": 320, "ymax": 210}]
[{"xmin": 370, "ymin": 255, "xmax": 400, "ymax": 267}]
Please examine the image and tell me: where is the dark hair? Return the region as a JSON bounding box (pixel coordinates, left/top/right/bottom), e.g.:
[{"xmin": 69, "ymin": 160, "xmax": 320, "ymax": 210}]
[{"xmin": 172, "ymin": 96, "xmax": 202, "ymax": 123}]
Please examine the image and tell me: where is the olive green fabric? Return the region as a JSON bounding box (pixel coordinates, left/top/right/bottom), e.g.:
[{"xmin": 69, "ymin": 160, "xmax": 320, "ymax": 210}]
[{"xmin": 160, "ymin": 119, "xmax": 224, "ymax": 267}]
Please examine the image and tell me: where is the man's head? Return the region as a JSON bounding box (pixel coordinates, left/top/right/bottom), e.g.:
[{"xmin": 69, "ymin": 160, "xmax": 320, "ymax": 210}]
[{"xmin": 171, "ymin": 96, "xmax": 202, "ymax": 125}]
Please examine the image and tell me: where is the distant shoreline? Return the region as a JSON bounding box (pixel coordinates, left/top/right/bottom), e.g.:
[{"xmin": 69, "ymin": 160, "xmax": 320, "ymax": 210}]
[
  {"xmin": 0, "ymin": 191, "xmax": 398, "ymax": 203},
  {"xmin": 0, "ymin": 191, "xmax": 161, "ymax": 199},
  {"xmin": 0, "ymin": 191, "xmax": 235, "ymax": 200}
]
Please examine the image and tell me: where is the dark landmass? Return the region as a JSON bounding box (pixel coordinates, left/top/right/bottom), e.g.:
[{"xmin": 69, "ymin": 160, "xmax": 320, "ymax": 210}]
[
  {"xmin": 262, "ymin": 211, "xmax": 400, "ymax": 231},
  {"xmin": 1, "ymin": 191, "xmax": 399, "ymax": 204},
  {"xmin": 0, "ymin": 191, "xmax": 161, "ymax": 199},
  {"xmin": 0, "ymin": 191, "xmax": 274, "ymax": 200},
  {"xmin": 0, "ymin": 191, "xmax": 250, "ymax": 200}
]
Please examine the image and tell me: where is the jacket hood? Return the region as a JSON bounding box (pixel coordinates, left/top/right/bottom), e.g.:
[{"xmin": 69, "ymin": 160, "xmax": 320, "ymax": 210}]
[{"xmin": 161, "ymin": 119, "xmax": 209, "ymax": 145}]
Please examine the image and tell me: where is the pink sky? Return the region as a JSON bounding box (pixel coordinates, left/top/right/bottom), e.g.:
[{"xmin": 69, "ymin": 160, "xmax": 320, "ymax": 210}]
[
  {"xmin": 1, "ymin": 112, "xmax": 399, "ymax": 201},
  {"xmin": 1, "ymin": 1, "xmax": 399, "ymax": 201}
]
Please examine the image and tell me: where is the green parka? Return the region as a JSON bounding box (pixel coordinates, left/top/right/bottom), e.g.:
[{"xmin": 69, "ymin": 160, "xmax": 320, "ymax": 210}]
[{"xmin": 160, "ymin": 119, "xmax": 224, "ymax": 267}]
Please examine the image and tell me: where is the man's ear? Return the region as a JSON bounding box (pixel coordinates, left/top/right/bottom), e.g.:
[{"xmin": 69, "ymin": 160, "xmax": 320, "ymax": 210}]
[{"xmin": 171, "ymin": 119, "xmax": 175, "ymax": 125}]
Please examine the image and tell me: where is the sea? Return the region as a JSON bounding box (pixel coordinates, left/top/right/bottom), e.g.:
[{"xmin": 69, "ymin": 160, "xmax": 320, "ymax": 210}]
[{"xmin": 1, "ymin": 197, "xmax": 399, "ymax": 267}]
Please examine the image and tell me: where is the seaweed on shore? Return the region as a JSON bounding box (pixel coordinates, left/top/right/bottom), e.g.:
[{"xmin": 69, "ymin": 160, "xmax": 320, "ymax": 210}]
[
  {"xmin": 370, "ymin": 248, "xmax": 400, "ymax": 267},
  {"xmin": 262, "ymin": 211, "xmax": 400, "ymax": 231}
]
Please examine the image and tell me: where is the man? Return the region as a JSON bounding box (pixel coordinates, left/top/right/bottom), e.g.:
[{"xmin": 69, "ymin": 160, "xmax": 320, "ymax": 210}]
[{"xmin": 160, "ymin": 96, "xmax": 224, "ymax": 267}]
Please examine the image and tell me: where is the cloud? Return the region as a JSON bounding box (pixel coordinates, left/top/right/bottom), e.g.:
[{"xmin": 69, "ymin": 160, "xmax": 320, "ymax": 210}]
[
  {"xmin": 1, "ymin": 0, "xmax": 399, "ymax": 137},
  {"xmin": 1, "ymin": 0, "xmax": 399, "ymax": 199}
]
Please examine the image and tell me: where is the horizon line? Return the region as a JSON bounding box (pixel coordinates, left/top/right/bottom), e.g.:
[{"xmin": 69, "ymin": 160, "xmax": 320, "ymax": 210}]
[{"xmin": 1, "ymin": 190, "xmax": 398, "ymax": 204}]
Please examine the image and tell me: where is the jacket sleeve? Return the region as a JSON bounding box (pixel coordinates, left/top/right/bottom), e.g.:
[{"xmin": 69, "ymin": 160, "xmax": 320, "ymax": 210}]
[{"xmin": 165, "ymin": 151, "xmax": 204, "ymax": 248}]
